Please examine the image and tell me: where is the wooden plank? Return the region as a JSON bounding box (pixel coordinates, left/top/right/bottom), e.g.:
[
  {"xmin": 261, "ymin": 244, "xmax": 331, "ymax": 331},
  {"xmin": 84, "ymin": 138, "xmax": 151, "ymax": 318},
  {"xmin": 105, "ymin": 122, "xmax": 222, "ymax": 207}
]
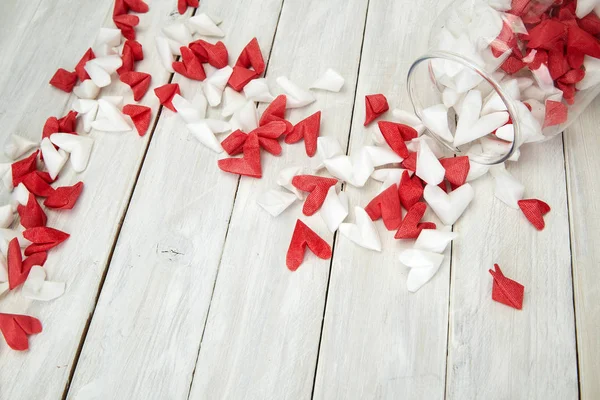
[
  {"xmin": 312, "ymin": 0, "xmax": 452, "ymax": 398},
  {"xmin": 65, "ymin": 1, "xmax": 286, "ymax": 399},
  {"xmin": 446, "ymin": 138, "xmax": 578, "ymax": 398},
  {"xmin": 564, "ymin": 97, "xmax": 600, "ymax": 400},
  {"xmin": 0, "ymin": 1, "xmax": 189, "ymax": 399},
  {"xmin": 187, "ymin": 0, "xmax": 369, "ymax": 398}
]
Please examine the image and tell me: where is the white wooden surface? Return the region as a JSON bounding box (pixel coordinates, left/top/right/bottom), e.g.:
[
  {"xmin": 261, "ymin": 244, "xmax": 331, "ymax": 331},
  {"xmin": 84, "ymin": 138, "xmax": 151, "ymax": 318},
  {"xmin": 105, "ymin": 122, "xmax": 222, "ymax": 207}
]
[{"xmin": 0, "ymin": 0, "xmax": 598, "ymax": 399}]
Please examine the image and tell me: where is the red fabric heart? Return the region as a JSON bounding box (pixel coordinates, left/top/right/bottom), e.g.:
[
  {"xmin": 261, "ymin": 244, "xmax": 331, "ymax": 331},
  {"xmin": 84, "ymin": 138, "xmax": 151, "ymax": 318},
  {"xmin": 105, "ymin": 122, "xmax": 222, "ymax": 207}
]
[
  {"xmin": 543, "ymin": 100, "xmax": 568, "ymax": 127},
  {"xmin": 173, "ymin": 47, "xmax": 206, "ymax": 81},
  {"xmin": 44, "ymin": 182, "xmax": 84, "ymax": 209},
  {"xmin": 489, "ymin": 264, "xmax": 524, "ymax": 310},
  {"xmin": 401, "ymin": 151, "xmax": 417, "ymax": 172},
  {"xmin": 178, "ymin": 0, "xmax": 199, "ymax": 14},
  {"xmin": 567, "ymin": 25, "xmax": 600, "ymax": 58},
  {"xmin": 578, "ymin": 12, "xmax": 600, "ymax": 36},
  {"xmin": 49, "ymin": 69, "xmax": 77, "ymax": 93},
  {"xmin": 259, "ymin": 95, "xmax": 293, "ymax": 134},
  {"xmin": 120, "ymin": 71, "xmax": 151, "ymax": 101},
  {"xmin": 7, "ymin": 238, "xmax": 47, "ymax": 290},
  {"xmin": 228, "ymin": 38, "xmax": 265, "ymax": 91},
  {"xmin": 285, "ymin": 111, "xmax": 321, "ymax": 157},
  {"xmin": 394, "ymin": 202, "xmax": 436, "ymax": 239},
  {"xmin": 122, "ymin": 104, "xmax": 152, "ymax": 136},
  {"xmin": 286, "ymin": 219, "xmax": 332, "ymax": 271},
  {"xmin": 0, "ymin": 313, "xmax": 42, "ymax": 351},
  {"xmin": 114, "ymin": 0, "xmax": 149, "ymax": 15},
  {"xmin": 75, "ymin": 48, "xmax": 95, "ymax": 81},
  {"xmin": 377, "ymin": 121, "xmax": 417, "ymax": 158},
  {"xmin": 364, "ymin": 94, "xmax": 389, "ymax": 126},
  {"xmin": 501, "ymin": 55, "xmax": 527, "ymax": 74},
  {"xmin": 365, "ymin": 184, "xmax": 402, "ymax": 230},
  {"xmin": 154, "ymin": 83, "xmax": 181, "ymax": 112},
  {"xmin": 527, "ymin": 19, "xmax": 567, "ymax": 50},
  {"xmin": 518, "ymin": 198, "xmax": 551, "ymax": 230},
  {"xmin": 439, "ymin": 156, "xmax": 470, "ymax": 188},
  {"xmin": 221, "ymin": 130, "xmax": 248, "ymax": 156},
  {"xmin": 11, "ymin": 151, "xmax": 39, "ymax": 187},
  {"xmin": 218, "ymin": 133, "xmax": 262, "ymax": 178},
  {"xmin": 257, "ymin": 137, "xmax": 281, "ymax": 156},
  {"xmin": 189, "ymin": 40, "xmax": 229, "ymax": 69},
  {"xmin": 17, "ymin": 194, "xmax": 47, "ymax": 229},
  {"xmin": 547, "ymin": 46, "xmax": 570, "ymax": 80},
  {"xmin": 119, "ymin": 45, "xmax": 134, "ymax": 76},
  {"xmin": 291, "ymin": 175, "xmax": 338, "ymax": 216},
  {"xmin": 113, "ymin": 14, "xmax": 139, "ymax": 40},
  {"xmin": 42, "ymin": 111, "xmax": 78, "ymax": 142},
  {"xmin": 398, "ymin": 170, "xmax": 423, "ymax": 210},
  {"xmin": 253, "ymin": 121, "xmax": 288, "ymax": 155},
  {"xmin": 23, "ymin": 227, "xmax": 70, "ymax": 256},
  {"xmin": 558, "ymin": 67, "xmax": 585, "ymax": 85},
  {"xmin": 21, "ymin": 171, "xmax": 54, "ymax": 197}
]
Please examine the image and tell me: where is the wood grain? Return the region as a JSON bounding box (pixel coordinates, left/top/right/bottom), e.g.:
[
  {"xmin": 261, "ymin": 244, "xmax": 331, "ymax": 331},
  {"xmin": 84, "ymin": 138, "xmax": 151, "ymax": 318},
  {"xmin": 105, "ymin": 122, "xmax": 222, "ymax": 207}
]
[
  {"xmin": 0, "ymin": 1, "xmax": 190, "ymax": 399},
  {"xmin": 446, "ymin": 138, "xmax": 578, "ymax": 399},
  {"xmin": 564, "ymin": 97, "xmax": 600, "ymax": 400},
  {"xmin": 65, "ymin": 1, "xmax": 286, "ymax": 399},
  {"xmin": 187, "ymin": 0, "xmax": 369, "ymax": 398},
  {"xmin": 312, "ymin": 0, "xmax": 452, "ymax": 398}
]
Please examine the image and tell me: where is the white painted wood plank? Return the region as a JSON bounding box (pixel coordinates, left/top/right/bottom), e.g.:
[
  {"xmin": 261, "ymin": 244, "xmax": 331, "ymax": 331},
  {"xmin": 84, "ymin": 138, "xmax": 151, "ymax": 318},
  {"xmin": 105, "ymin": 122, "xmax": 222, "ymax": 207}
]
[
  {"xmin": 188, "ymin": 1, "xmax": 369, "ymax": 398},
  {"xmin": 446, "ymin": 138, "xmax": 578, "ymax": 398},
  {"xmin": 312, "ymin": 0, "xmax": 452, "ymax": 398},
  {"xmin": 0, "ymin": 1, "xmax": 189, "ymax": 399},
  {"xmin": 65, "ymin": 1, "xmax": 286, "ymax": 399},
  {"xmin": 564, "ymin": 97, "xmax": 600, "ymax": 400}
]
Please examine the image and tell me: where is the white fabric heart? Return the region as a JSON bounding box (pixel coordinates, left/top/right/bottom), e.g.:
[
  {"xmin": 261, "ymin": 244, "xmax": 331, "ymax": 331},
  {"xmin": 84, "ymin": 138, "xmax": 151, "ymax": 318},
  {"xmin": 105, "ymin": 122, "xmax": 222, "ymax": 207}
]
[
  {"xmin": 339, "ymin": 206, "xmax": 381, "ymax": 251},
  {"xmin": 91, "ymin": 99, "xmax": 132, "ymax": 132},
  {"xmin": 490, "ymin": 164, "xmax": 524, "ymax": 208},
  {"xmin": 392, "ymin": 109, "xmax": 425, "ymax": 135},
  {"xmin": 172, "ymin": 94, "xmax": 206, "ymax": 124},
  {"xmin": 22, "ymin": 266, "xmax": 65, "ymax": 301},
  {"xmin": 156, "ymin": 36, "xmax": 175, "ymax": 72},
  {"xmin": 187, "ymin": 121, "xmax": 228, "ymax": 153},
  {"xmin": 187, "ymin": 13, "xmax": 225, "ymax": 37},
  {"xmin": 4, "ymin": 135, "xmax": 37, "ymax": 160},
  {"xmin": 363, "ymin": 146, "xmax": 403, "ymax": 166},
  {"xmin": 311, "ymin": 137, "xmax": 343, "ymax": 172},
  {"xmin": 276, "ymin": 76, "xmax": 316, "ymax": 109},
  {"xmin": 40, "ymin": 138, "xmax": 68, "ymax": 180},
  {"xmin": 229, "ymin": 101, "xmax": 258, "ymax": 132},
  {"xmin": 415, "ymin": 138, "xmax": 445, "ymax": 185},
  {"xmin": 0, "ymin": 163, "xmax": 13, "ymax": 191},
  {"xmin": 323, "ymin": 148, "xmax": 373, "ymax": 187},
  {"xmin": 0, "ymin": 204, "xmax": 16, "ymax": 229},
  {"xmin": 371, "ymin": 168, "xmax": 406, "ymax": 193},
  {"xmin": 73, "ymin": 79, "xmax": 100, "ymax": 100},
  {"xmin": 204, "ymin": 66, "xmax": 233, "ymax": 107},
  {"xmin": 49, "ymin": 133, "xmax": 94, "ymax": 173},
  {"xmin": 162, "ymin": 23, "xmax": 193, "ymax": 51},
  {"xmin": 84, "ymin": 56, "xmax": 123, "ymax": 88},
  {"xmin": 399, "ymin": 248, "xmax": 445, "ymax": 292},
  {"xmin": 576, "ymin": 0, "xmax": 597, "ymax": 18},
  {"xmin": 72, "ymin": 99, "xmax": 99, "ymax": 133},
  {"xmin": 421, "ymin": 104, "xmax": 453, "ymax": 143},
  {"xmin": 277, "ymin": 166, "xmax": 306, "ymax": 199},
  {"xmin": 243, "ymin": 78, "xmax": 275, "ymax": 103},
  {"xmin": 309, "ymin": 68, "xmax": 345, "ymax": 92},
  {"xmin": 423, "ymin": 183, "xmax": 474, "ymax": 225},
  {"xmin": 257, "ymin": 189, "xmax": 297, "ymax": 217},
  {"xmin": 93, "ymin": 28, "xmax": 121, "ymax": 55},
  {"xmin": 414, "ymin": 228, "xmax": 457, "ymax": 253},
  {"xmin": 221, "ymin": 87, "xmax": 248, "ymax": 118},
  {"xmin": 454, "ymin": 111, "xmax": 509, "ymax": 147},
  {"xmin": 320, "ymin": 186, "xmax": 348, "ymax": 232}
]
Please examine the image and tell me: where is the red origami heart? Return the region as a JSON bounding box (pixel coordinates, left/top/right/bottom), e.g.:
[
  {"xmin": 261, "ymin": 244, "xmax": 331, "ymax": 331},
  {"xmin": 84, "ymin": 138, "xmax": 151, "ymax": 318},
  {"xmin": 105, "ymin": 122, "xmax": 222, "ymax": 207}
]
[
  {"xmin": 0, "ymin": 313, "xmax": 43, "ymax": 351},
  {"xmin": 23, "ymin": 227, "xmax": 70, "ymax": 256},
  {"xmin": 365, "ymin": 184, "xmax": 402, "ymax": 230},
  {"xmin": 489, "ymin": 264, "xmax": 524, "ymax": 310},
  {"xmin": 228, "ymin": 38, "xmax": 265, "ymax": 91},
  {"xmin": 527, "ymin": 19, "xmax": 567, "ymax": 50},
  {"xmin": 17, "ymin": 194, "xmax": 47, "ymax": 229},
  {"xmin": 154, "ymin": 83, "xmax": 181, "ymax": 112},
  {"xmin": 543, "ymin": 100, "xmax": 568, "ymax": 128},
  {"xmin": 377, "ymin": 121, "xmax": 417, "ymax": 158},
  {"xmin": 364, "ymin": 94, "xmax": 389, "ymax": 126},
  {"xmin": 113, "ymin": 14, "xmax": 139, "ymax": 40},
  {"xmin": 567, "ymin": 25, "xmax": 600, "ymax": 58},
  {"xmin": 259, "ymin": 95, "xmax": 293, "ymax": 134},
  {"xmin": 173, "ymin": 47, "xmax": 206, "ymax": 81},
  {"xmin": 178, "ymin": 0, "xmax": 199, "ymax": 14},
  {"xmin": 122, "ymin": 104, "xmax": 152, "ymax": 136},
  {"xmin": 120, "ymin": 71, "xmax": 151, "ymax": 101},
  {"xmin": 218, "ymin": 133, "xmax": 262, "ymax": 178},
  {"xmin": 42, "ymin": 111, "xmax": 78, "ymax": 141},
  {"xmin": 124, "ymin": 39, "xmax": 144, "ymax": 61},
  {"xmin": 118, "ymin": 40, "xmax": 144, "ymax": 76},
  {"xmin": 439, "ymin": 156, "xmax": 470, "ymax": 188},
  {"xmin": 44, "ymin": 182, "xmax": 84, "ymax": 209},
  {"xmin": 221, "ymin": 130, "xmax": 249, "ymax": 156},
  {"xmin": 113, "ymin": 0, "xmax": 149, "ymax": 16},
  {"xmin": 398, "ymin": 170, "xmax": 423, "ymax": 210},
  {"xmin": 253, "ymin": 121, "xmax": 288, "ymax": 155},
  {"xmin": 394, "ymin": 202, "xmax": 436, "ymax": 239},
  {"xmin": 518, "ymin": 199, "xmax": 551, "ymax": 230},
  {"xmin": 291, "ymin": 175, "xmax": 338, "ymax": 216},
  {"xmin": 75, "ymin": 48, "xmax": 95, "ymax": 81},
  {"xmin": 8, "ymin": 238, "xmax": 48, "ymax": 290},
  {"xmin": 401, "ymin": 151, "xmax": 417, "ymax": 172},
  {"xmin": 189, "ymin": 40, "xmax": 229, "ymax": 69},
  {"xmin": 11, "ymin": 151, "xmax": 39, "ymax": 187},
  {"xmin": 286, "ymin": 219, "xmax": 332, "ymax": 271},
  {"xmin": 21, "ymin": 171, "xmax": 55, "ymax": 197},
  {"xmin": 49, "ymin": 69, "xmax": 77, "ymax": 93},
  {"xmin": 285, "ymin": 111, "xmax": 321, "ymax": 157}
]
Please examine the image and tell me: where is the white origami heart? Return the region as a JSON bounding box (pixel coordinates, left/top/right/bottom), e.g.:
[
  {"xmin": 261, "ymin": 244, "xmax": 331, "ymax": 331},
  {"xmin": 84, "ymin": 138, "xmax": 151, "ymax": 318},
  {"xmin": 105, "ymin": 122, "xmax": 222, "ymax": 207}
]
[
  {"xmin": 311, "ymin": 137, "xmax": 343, "ymax": 172},
  {"xmin": 22, "ymin": 266, "xmax": 65, "ymax": 301},
  {"xmin": 40, "ymin": 138, "xmax": 68, "ymax": 180},
  {"xmin": 73, "ymin": 79, "xmax": 101, "ymax": 99},
  {"xmin": 309, "ymin": 68, "xmax": 345, "ymax": 92},
  {"xmin": 423, "ymin": 183, "xmax": 474, "ymax": 225},
  {"xmin": 399, "ymin": 248, "xmax": 445, "ymax": 292},
  {"xmin": 371, "ymin": 168, "xmax": 405, "ymax": 193},
  {"xmin": 243, "ymin": 78, "xmax": 274, "ymax": 103},
  {"xmin": 4, "ymin": 135, "xmax": 37, "ymax": 160},
  {"xmin": 0, "ymin": 204, "xmax": 15, "ymax": 229},
  {"xmin": 339, "ymin": 206, "xmax": 381, "ymax": 251},
  {"xmin": 221, "ymin": 87, "xmax": 247, "ymax": 118},
  {"xmin": 277, "ymin": 166, "xmax": 306, "ymax": 199},
  {"xmin": 576, "ymin": 0, "xmax": 597, "ymax": 18},
  {"xmin": 481, "ymin": 79, "xmax": 520, "ymax": 115},
  {"xmin": 0, "ymin": 228, "xmax": 31, "ymax": 257},
  {"xmin": 414, "ymin": 228, "xmax": 457, "ymax": 253},
  {"xmin": 465, "ymin": 154, "xmax": 490, "ymax": 182},
  {"xmin": 454, "ymin": 111, "xmax": 509, "ymax": 147},
  {"xmin": 320, "ymin": 186, "xmax": 348, "ymax": 232},
  {"xmin": 0, "ymin": 163, "xmax": 14, "ymax": 190},
  {"xmin": 84, "ymin": 56, "xmax": 123, "ymax": 88},
  {"xmin": 229, "ymin": 101, "xmax": 258, "ymax": 133},
  {"xmin": 172, "ymin": 94, "xmax": 205, "ymax": 124},
  {"xmin": 162, "ymin": 23, "xmax": 193, "ymax": 50},
  {"xmin": 577, "ymin": 55, "xmax": 600, "ymax": 91},
  {"xmin": 50, "ymin": 133, "xmax": 93, "ymax": 173},
  {"xmin": 187, "ymin": 121, "xmax": 226, "ymax": 153},
  {"xmin": 490, "ymin": 164, "xmax": 524, "ymax": 208},
  {"xmin": 187, "ymin": 13, "xmax": 225, "ymax": 37},
  {"xmin": 256, "ymin": 189, "xmax": 297, "ymax": 217},
  {"xmin": 392, "ymin": 109, "xmax": 425, "ymax": 135},
  {"xmin": 91, "ymin": 99, "xmax": 132, "ymax": 132},
  {"xmin": 72, "ymin": 99, "xmax": 99, "ymax": 133},
  {"xmin": 364, "ymin": 146, "xmax": 403, "ymax": 167},
  {"xmin": 443, "ymin": 87, "xmax": 459, "ymax": 108},
  {"xmin": 495, "ymin": 123, "xmax": 514, "ymax": 142},
  {"xmin": 324, "ymin": 148, "xmax": 374, "ymax": 187},
  {"xmin": 421, "ymin": 104, "xmax": 453, "ymax": 142},
  {"xmin": 416, "ymin": 138, "xmax": 445, "ymax": 185},
  {"xmin": 276, "ymin": 76, "xmax": 316, "ymax": 109},
  {"xmin": 11, "ymin": 183, "xmax": 30, "ymax": 207},
  {"xmin": 204, "ymin": 66, "xmax": 233, "ymax": 107},
  {"xmin": 93, "ymin": 28, "xmax": 121, "ymax": 53},
  {"xmin": 156, "ymin": 36, "xmax": 175, "ymax": 72}
]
